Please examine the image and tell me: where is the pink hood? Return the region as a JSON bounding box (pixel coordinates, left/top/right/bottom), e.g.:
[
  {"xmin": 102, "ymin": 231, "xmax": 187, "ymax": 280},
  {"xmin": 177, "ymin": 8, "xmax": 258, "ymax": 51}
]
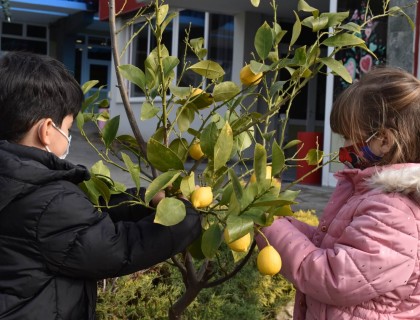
[{"xmin": 257, "ymin": 164, "xmax": 420, "ymax": 319}]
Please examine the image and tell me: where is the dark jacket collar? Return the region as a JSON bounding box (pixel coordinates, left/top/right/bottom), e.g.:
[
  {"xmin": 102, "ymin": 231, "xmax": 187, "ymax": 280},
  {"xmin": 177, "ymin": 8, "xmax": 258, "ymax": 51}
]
[{"xmin": 0, "ymin": 140, "xmax": 90, "ymax": 211}]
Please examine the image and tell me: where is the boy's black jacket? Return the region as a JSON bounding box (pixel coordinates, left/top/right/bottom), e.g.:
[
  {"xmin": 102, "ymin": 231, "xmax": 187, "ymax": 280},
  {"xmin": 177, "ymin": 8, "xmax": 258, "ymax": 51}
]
[{"xmin": 0, "ymin": 140, "xmax": 201, "ymax": 320}]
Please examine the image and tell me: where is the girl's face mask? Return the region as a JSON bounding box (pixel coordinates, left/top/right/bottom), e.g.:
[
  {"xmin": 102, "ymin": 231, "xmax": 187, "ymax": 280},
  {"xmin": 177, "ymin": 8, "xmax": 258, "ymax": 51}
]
[{"xmin": 338, "ymin": 133, "xmax": 382, "ymax": 169}]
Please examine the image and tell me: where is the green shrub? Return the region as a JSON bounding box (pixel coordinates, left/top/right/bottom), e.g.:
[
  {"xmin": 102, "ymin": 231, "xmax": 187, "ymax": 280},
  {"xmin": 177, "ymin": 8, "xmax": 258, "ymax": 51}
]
[{"xmin": 96, "ymin": 251, "xmax": 295, "ymax": 320}]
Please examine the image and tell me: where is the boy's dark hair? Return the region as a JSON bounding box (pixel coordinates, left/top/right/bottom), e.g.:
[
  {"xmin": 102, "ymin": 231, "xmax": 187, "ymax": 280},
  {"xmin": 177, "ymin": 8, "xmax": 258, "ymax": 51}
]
[{"xmin": 0, "ymin": 51, "xmax": 84, "ymax": 142}]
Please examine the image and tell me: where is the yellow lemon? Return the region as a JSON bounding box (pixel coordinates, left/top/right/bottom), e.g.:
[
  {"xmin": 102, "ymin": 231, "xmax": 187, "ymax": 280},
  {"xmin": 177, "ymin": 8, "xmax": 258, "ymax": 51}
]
[
  {"xmin": 257, "ymin": 245, "xmax": 282, "ymax": 276},
  {"xmin": 190, "ymin": 186, "xmax": 213, "ymax": 208},
  {"xmin": 250, "ymin": 166, "xmax": 272, "ymax": 183},
  {"xmin": 191, "ymin": 87, "xmax": 203, "ymax": 97},
  {"xmin": 223, "ymin": 229, "xmax": 251, "ymax": 252},
  {"xmin": 189, "ymin": 142, "xmax": 204, "ymax": 160},
  {"xmin": 240, "ymin": 64, "xmax": 263, "ymax": 86}
]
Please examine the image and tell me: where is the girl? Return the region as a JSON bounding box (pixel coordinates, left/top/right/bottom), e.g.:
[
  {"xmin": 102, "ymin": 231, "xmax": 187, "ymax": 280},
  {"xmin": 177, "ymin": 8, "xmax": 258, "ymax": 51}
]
[{"xmin": 257, "ymin": 67, "xmax": 420, "ymax": 319}]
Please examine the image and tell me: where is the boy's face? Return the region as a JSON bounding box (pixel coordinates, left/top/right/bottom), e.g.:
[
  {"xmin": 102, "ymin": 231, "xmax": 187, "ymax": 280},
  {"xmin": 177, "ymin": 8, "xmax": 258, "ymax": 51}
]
[{"xmin": 46, "ymin": 115, "xmax": 73, "ymax": 159}]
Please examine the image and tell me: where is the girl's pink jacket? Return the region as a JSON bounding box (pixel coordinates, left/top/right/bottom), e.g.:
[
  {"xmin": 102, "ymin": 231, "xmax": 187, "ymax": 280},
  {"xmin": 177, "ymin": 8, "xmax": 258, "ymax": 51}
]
[{"xmin": 257, "ymin": 164, "xmax": 420, "ymax": 319}]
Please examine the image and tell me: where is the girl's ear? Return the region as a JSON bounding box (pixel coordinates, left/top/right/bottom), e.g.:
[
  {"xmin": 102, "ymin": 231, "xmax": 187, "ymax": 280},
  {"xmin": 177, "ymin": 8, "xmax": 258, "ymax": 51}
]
[
  {"xmin": 37, "ymin": 118, "xmax": 54, "ymax": 146},
  {"xmin": 378, "ymin": 129, "xmax": 395, "ymax": 156}
]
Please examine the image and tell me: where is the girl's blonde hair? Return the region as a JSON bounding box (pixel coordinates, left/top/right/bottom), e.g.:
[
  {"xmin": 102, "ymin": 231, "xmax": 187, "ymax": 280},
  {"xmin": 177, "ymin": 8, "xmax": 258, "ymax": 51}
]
[{"xmin": 330, "ymin": 67, "xmax": 420, "ymax": 164}]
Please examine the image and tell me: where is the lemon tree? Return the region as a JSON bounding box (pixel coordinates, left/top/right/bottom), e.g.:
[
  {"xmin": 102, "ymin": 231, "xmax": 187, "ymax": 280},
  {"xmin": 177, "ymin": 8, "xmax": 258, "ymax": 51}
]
[{"xmin": 77, "ymin": 0, "xmax": 413, "ymax": 318}]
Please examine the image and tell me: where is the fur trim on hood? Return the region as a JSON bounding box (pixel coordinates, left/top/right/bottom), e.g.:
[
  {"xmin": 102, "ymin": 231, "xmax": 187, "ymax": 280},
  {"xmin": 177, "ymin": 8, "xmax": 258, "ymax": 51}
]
[{"xmin": 368, "ymin": 166, "xmax": 420, "ymax": 195}]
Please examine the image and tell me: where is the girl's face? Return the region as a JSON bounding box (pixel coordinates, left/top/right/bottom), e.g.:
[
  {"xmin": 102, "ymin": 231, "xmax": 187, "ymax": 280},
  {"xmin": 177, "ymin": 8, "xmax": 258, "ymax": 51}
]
[
  {"xmin": 343, "ymin": 132, "xmax": 383, "ymax": 157},
  {"xmin": 339, "ymin": 132, "xmax": 384, "ymax": 169}
]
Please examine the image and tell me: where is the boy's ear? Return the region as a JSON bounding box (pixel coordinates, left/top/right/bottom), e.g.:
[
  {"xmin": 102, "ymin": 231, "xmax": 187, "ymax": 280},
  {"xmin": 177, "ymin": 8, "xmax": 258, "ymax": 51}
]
[
  {"xmin": 378, "ymin": 129, "xmax": 395, "ymax": 155},
  {"xmin": 37, "ymin": 118, "xmax": 54, "ymax": 146}
]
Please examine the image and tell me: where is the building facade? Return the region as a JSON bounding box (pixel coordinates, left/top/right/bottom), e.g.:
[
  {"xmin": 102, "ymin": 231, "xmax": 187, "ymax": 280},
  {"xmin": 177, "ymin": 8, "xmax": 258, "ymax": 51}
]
[
  {"xmin": 1, "ymin": 0, "xmax": 417, "ymax": 186},
  {"xmin": 0, "ymin": 0, "xmax": 111, "ymax": 101}
]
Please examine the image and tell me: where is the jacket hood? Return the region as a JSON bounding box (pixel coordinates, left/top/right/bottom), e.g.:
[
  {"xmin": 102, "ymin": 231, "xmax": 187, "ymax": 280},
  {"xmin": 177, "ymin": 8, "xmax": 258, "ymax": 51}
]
[
  {"xmin": 0, "ymin": 140, "xmax": 90, "ymax": 211},
  {"xmin": 367, "ymin": 164, "xmax": 420, "ymax": 196}
]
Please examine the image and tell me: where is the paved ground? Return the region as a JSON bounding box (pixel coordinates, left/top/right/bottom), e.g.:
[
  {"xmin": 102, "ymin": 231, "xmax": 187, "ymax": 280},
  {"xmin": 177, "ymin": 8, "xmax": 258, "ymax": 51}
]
[{"xmin": 67, "ymin": 122, "xmax": 335, "ymax": 217}]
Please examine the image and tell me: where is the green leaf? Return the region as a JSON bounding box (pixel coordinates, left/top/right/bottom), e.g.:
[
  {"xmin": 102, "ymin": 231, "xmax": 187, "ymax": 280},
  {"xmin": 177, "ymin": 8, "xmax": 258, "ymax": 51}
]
[
  {"xmin": 322, "ymin": 33, "xmax": 365, "ymax": 47},
  {"xmin": 235, "ymin": 130, "xmax": 253, "ymax": 152},
  {"xmin": 161, "ymin": 12, "xmax": 178, "ymax": 31},
  {"xmin": 212, "ymin": 81, "xmax": 240, "ymax": 102},
  {"xmin": 81, "ymin": 80, "xmax": 99, "ymax": 94},
  {"xmin": 156, "ymin": 4, "xmax": 169, "ymax": 25},
  {"xmin": 145, "ymin": 170, "xmax": 181, "ymax": 204},
  {"xmin": 200, "ymin": 122, "xmax": 218, "ymax": 158},
  {"xmin": 141, "ymin": 101, "xmax": 159, "ymax": 120},
  {"xmin": 76, "ymin": 112, "xmax": 85, "ymax": 131},
  {"xmin": 169, "ymin": 85, "xmax": 191, "ymax": 98},
  {"xmin": 306, "ymin": 148, "xmax": 324, "ymax": 165},
  {"xmin": 162, "ymin": 56, "xmax": 179, "ymax": 79},
  {"xmin": 91, "ymin": 176, "xmax": 111, "ymax": 205},
  {"xmin": 225, "ymin": 215, "xmax": 254, "ymax": 241},
  {"xmin": 154, "ymin": 198, "xmax": 186, "ymax": 226},
  {"xmin": 180, "ymin": 173, "xmax": 195, "ymax": 198},
  {"xmin": 176, "ymin": 107, "xmax": 195, "ymax": 132},
  {"xmin": 188, "ymin": 60, "xmax": 225, "ymax": 80},
  {"xmin": 272, "ymin": 140, "xmax": 285, "ymax": 176},
  {"xmin": 147, "ymin": 139, "xmax": 184, "ymax": 172},
  {"xmin": 202, "ymin": 224, "xmax": 223, "ymax": 259},
  {"xmin": 121, "ymin": 152, "xmax": 141, "ymax": 192},
  {"xmin": 290, "ymin": 11, "xmax": 301, "ymax": 48},
  {"xmin": 102, "ymin": 115, "xmax": 120, "ymax": 148},
  {"xmin": 214, "ymin": 122, "xmax": 234, "ymax": 171},
  {"xmin": 319, "ymin": 57, "xmax": 352, "ymax": 84},
  {"xmin": 339, "ymin": 22, "xmax": 362, "ymax": 33},
  {"xmin": 298, "ymin": 0, "xmax": 319, "ymax": 16},
  {"xmin": 91, "ymin": 160, "xmax": 111, "ymax": 177},
  {"xmin": 302, "ymin": 16, "xmax": 329, "ymax": 32},
  {"xmin": 145, "ymin": 51, "xmax": 159, "ymax": 88},
  {"xmin": 320, "ymin": 11, "xmax": 349, "ymax": 28},
  {"xmin": 118, "ymin": 64, "xmax": 146, "ymax": 93},
  {"xmin": 169, "ymin": 138, "xmax": 189, "ymax": 162},
  {"xmin": 293, "ymin": 46, "xmax": 307, "ymax": 66},
  {"xmin": 283, "ymin": 139, "xmax": 301, "ymax": 149},
  {"xmin": 272, "ymin": 23, "xmax": 287, "ymax": 45},
  {"xmin": 254, "ymin": 21, "xmax": 273, "ymax": 60},
  {"xmin": 250, "ymin": 60, "xmax": 271, "ymax": 73},
  {"xmin": 228, "ymin": 168, "xmax": 243, "ymax": 201},
  {"xmin": 190, "ymin": 37, "xmax": 204, "ymax": 52},
  {"xmin": 79, "ymin": 179, "xmax": 102, "ymax": 206},
  {"xmin": 254, "ymin": 143, "xmax": 267, "ymax": 183},
  {"xmin": 82, "ymin": 90, "xmax": 100, "ymax": 113}
]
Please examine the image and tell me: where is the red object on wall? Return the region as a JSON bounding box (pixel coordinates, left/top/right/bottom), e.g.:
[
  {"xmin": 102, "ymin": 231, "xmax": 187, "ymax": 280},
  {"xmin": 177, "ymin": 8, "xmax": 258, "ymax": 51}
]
[
  {"xmin": 296, "ymin": 132, "xmax": 323, "ymax": 185},
  {"xmin": 99, "ymin": 0, "xmax": 148, "ymax": 21}
]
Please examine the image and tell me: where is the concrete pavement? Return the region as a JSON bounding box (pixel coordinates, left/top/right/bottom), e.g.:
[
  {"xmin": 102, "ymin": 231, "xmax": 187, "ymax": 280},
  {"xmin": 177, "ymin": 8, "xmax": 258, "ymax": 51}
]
[{"xmin": 67, "ymin": 122, "xmax": 335, "ymax": 217}]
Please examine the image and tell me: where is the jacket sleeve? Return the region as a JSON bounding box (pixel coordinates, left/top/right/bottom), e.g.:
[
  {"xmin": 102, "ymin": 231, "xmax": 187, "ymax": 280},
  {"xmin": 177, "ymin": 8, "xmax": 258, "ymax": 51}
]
[
  {"xmin": 105, "ymin": 187, "xmax": 155, "ymax": 222},
  {"xmin": 256, "ymin": 194, "xmax": 418, "ymax": 306},
  {"xmin": 37, "ymin": 182, "xmax": 202, "ymax": 279}
]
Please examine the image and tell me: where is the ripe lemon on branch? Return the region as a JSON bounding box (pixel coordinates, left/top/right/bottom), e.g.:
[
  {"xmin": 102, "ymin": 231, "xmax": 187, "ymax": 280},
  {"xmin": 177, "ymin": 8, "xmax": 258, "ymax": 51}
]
[
  {"xmin": 257, "ymin": 245, "xmax": 282, "ymax": 276},
  {"xmin": 223, "ymin": 229, "xmax": 251, "ymax": 252},
  {"xmin": 240, "ymin": 64, "xmax": 262, "ymax": 86},
  {"xmin": 189, "ymin": 141, "xmax": 204, "ymax": 160},
  {"xmin": 190, "ymin": 186, "xmax": 213, "ymax": 208}
]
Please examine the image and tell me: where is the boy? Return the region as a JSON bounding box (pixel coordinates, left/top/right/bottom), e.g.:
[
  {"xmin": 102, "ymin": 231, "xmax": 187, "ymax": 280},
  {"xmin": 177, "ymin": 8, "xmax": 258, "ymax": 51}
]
[{"xmin": 0, "ymin": 51, "xmax": 201, "ymax": 319}]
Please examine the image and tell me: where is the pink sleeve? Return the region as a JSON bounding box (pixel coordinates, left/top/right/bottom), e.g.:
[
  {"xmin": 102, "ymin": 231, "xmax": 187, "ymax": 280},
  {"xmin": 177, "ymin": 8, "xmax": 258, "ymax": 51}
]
[{"xmin": 255, "ymin": 195, "xmax": 418, "ymax": 307}]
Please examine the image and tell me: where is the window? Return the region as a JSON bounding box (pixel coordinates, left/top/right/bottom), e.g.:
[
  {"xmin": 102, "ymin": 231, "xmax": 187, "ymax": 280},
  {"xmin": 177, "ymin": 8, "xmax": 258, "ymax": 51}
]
[
  {"xmin": 1, "ymin": 22, "xmax": 48, "ymax": 54},
  {"xmin": 130, "ymin": 10, "xmax": 233, "ymax": 98}
]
